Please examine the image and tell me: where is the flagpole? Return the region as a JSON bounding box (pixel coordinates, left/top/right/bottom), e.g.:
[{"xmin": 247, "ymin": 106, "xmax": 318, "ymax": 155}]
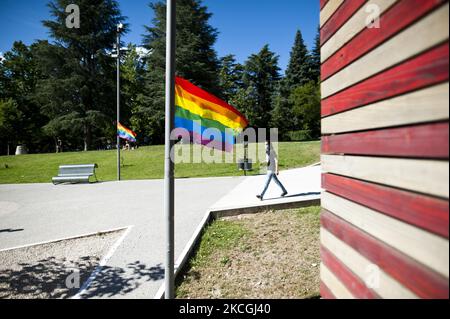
[
  {"xmin": 116, "ymin": 23, "xmax": 123, "ymax": 181},
  {"xmin": 164, "ymin": 0, "xmax": 176, "ymax": 299}
]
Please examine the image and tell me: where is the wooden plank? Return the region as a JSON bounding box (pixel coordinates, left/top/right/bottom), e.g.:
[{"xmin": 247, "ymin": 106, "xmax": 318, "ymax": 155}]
[
  {"xmin": 321, "ymin": 155, "xmax": 449, "ymax": 198},
  {"xmin": 320, "ymin": 262, "xmax": 355, "ymax": 299},
  {"xmin": 322, "ymin": 43, "xmax": 449, "ymax": 117},
  {"xmin": 320, "ymin": 0, "xmax": 330, "ymax": 10},
  {"xmin": 321, "ymin": 245, "xmax": 380, "ymax": 298},
  {"xmin": 320, "ymin": 0, "xmax": 345, "ymax": 28},
  {"xmin": 322, "ymin": 3, "xmax": 449, "ymax": 99},
  {"xmin": 321, "ymin": 83, "xmax": 449, "ymax": 134},
  {"xmin": 322, "ymin": 213, "xmax": 449, "ymax": 298},
  {"xmin": 321, "ymin": 0, "xmax": 398, "ymax": 62},
  {"xmin": 322, "ymin": 192, "xmax": 450, "ymax": 277},
  {"xmin": 321, "ymin": 0, "xmax": 446, "ymax": 80},
  {"xmin": 322, "ymin": 173, "xmax": 450, "ymax": 238},
  {"xmin": 321, "ymin": 0, "xmax": 367, "ymax": 45},
  {"xmin": 322, "ymin": 122, "xmax": 450, "ymax": 159},
  {"xmin": 321, "ymin": 226, "xmax": 419, "ymax": 298},
  {"xmin": 320, "ymin": 281, "xmax": 336, "ymax": 299}
]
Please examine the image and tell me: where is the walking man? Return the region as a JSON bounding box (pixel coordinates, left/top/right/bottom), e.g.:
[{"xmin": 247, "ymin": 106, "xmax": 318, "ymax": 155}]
[{"xmin": 257, "ymin": 138, "xmax": 288, "ymax": 201}]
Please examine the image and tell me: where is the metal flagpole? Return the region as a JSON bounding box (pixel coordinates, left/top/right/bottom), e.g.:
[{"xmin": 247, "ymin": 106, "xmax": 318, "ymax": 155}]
[
  {"xmin": 164, "ymin": 0, "xmax": 176, "ymax": 299},
  {"xmin": 116, "ymin": 24, "xmax": 123, "ymax": 181}
]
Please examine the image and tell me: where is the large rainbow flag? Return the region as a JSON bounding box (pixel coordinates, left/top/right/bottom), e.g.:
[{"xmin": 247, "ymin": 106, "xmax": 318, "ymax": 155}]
[
  {"xmin": 117, "ymin": 122, "xmax": 137, "ymax": 142},
  {"xmin": 175, "ymin": 77, "xmax": 248, "ymax": 152}
]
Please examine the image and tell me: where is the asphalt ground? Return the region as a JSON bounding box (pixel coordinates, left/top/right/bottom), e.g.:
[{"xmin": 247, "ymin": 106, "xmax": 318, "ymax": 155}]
[{"xmin": 0, "ymin": 167, "xmax": 321, "ymax": 298}]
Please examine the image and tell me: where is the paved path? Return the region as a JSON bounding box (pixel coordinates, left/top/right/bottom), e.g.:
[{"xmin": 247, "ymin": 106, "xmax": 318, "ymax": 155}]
[
  {"xmin": 0, "ymin": 165, "xmax": 321, "ymax": 299},
  {"xmin": 211, "ymin": 164, "xmax": 321, "ymax": 211}
]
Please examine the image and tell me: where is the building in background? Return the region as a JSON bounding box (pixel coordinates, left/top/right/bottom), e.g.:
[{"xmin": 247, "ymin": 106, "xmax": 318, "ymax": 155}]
[{"xmin": 319, "ymin": 0, "xmax": 449, "ymax": 298}]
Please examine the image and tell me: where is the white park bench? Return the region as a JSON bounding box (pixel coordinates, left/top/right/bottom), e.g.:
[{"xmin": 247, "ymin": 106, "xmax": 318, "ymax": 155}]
[{"xmin": 52, "ymin": 164, "xmax": 98, "ymax": 185}]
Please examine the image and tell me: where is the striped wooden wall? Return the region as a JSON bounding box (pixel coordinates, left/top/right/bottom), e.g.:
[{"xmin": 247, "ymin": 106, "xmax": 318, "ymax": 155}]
[{"xmin": 319, "ymin": 0, "xmax": 449, "ymax": 299}]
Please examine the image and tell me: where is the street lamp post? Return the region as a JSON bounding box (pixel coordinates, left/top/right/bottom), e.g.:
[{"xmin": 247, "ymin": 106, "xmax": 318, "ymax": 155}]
[{"xmin": 116, "ymin": 23, "xmax": 124, "ymax": 181}]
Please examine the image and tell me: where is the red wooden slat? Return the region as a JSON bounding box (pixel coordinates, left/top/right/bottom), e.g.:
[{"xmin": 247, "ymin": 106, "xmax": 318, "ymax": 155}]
[
  {"xmin": 322, "ymin": 122, "xmax": 450, "ymax": 159},
  {"xmin": 322, "ymin": 174, "xmax": 449, "ymax": 238},
  {"xmin": 320, "ymin": 0, "xmax": 330, "ymax": 10},
  {"xmin": 321, "ymin": 0, "xmax": 445, "ymax": 80},
  {"xmin": 322, "ymin": 43, "xmax": 449, "ymax": 117},
  {"xmin": 320, "ymin": 281, "xmax": 336, "ymax": 299},
  {"xmin": 321, "ymin": 245, "xmax": 380, "ymax": 299},
  {"xmin": 321, "ymin": 0, "xmax": 367, "ymax": 45},
  {"xmin": 321, "ymin": 210, "xmax": 449, "ymax": 298}
]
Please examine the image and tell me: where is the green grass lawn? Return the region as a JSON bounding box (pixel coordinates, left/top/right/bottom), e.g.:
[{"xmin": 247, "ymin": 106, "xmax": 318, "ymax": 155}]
[
  {"xmin": 176, "ymin": 206, "xmax": 321, "ymax": 298},
  {"xmin": 0, "ymin": 141, "xmax": 320, "ymax": 184}
]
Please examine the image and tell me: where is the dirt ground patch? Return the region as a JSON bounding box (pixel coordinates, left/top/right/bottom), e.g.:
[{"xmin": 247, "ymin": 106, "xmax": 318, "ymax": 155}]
[
  {"xmin": 176, "ymin": 206, "xmax": 321, "ymax": 299},
  {"xmin": 0, "ymin": 230, "xmax": 124, "ymax": 299}
]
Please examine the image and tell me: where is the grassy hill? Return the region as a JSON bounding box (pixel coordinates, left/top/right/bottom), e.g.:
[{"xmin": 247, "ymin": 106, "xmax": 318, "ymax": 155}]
[{"xmin": 0, "ymin": 141, "xmax": 320, "ymax": 184}]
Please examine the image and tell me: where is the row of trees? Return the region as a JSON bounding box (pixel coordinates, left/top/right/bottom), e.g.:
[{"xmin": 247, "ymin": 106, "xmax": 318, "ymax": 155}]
[{"xmin": 0, "ymin": 0, "xmax": 320, "ymax": 155}]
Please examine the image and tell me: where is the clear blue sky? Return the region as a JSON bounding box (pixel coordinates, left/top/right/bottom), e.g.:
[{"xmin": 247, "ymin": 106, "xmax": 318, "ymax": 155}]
[{"xmin": 0, "ymin": 0, "xmax": 319, "ymax": 72}]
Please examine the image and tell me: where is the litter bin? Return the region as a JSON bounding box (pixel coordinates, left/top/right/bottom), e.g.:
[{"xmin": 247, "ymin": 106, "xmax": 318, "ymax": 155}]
[
  {"xmin": 238, "ymin": 158, "xmax": 253, "ymax": 175},
  {"xmin": 15, "ymin": 145, "xmax": 28, "ymax": 155}
]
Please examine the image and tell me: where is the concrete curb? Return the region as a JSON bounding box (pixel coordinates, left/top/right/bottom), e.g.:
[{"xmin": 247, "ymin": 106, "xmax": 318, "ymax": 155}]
[{"xmin": 154, "ymin": 196, "xmax": 321, "ymax": 299}]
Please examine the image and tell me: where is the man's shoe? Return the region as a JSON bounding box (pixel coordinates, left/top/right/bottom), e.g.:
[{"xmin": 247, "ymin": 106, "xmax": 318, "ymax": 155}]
[
  {"xmin": 256, "ymin": 195, "xmax": 263, "ymax": 201},
  {"xmin": 281, "ymin": 191, "xmax": 288, "ymax": 197}
]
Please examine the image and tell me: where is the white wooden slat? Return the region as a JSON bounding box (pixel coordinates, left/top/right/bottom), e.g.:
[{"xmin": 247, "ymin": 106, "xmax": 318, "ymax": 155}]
[
  {"xmin": 321, "ymin": 4, "xmax": 449, "ymax": 99},
  {"xmin": 321, "ymin": 228, "xmax": 419, "ymax": 299},
  {"xmin": 320, "ymin": 262, "xmax": 355, "ymax": 299},
  {"xmin": 321, "ymin": 0, "xmax": 398, "ymax": 63},
  {"xmin": 320, "ymin": 0, "xmax": 345, "ymax": 27},
  {"xmin": 322, "ymin": 191, "xmax": 450, "ymax": 278},
  {"xmin": 321, "ymin": 155, "xmax": 449, "ymax": 198},
  {"xmin": 321, "ymin": 83, "xmax": 449, "ymax": 134}
]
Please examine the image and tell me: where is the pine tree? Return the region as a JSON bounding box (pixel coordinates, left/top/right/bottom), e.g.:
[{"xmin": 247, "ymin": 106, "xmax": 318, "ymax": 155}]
[
  {"xmin": 239, "ymin": 45, "xmax": 280, "ymax": 129},
  {"xmin": 285, "ymin": 30, "xmax": 312, "ymax": 88},
  {"xmin": 272, "ymin": 29, "xmax": 320, "ymax": 139},
  {"xmin": 270, "ymin": 78, "xmax": 295, "ymax": 139},
  {"xmin": 309, "ymin": 27, "xmax": 321, "ymax": 83},
  {"xmin": 218, "ymin": 54, "xmax": 244, "ymax": 103},
  {"xmin": 137, "ymin": 0, "xmax": 220, "ymax": 144},
  {"xmin": 36, "ymin": 0, "xmax": 126, "ymax": 151}
]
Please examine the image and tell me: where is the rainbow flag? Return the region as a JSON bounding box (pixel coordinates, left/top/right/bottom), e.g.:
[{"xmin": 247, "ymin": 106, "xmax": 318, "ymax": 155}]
[
  {"xmin": 175, "ymin": 77, "xmax": 248, "ymax": 152},
  {"xmin": 117, "ymin": 122, "xmax": 137, "ymax": 142}
]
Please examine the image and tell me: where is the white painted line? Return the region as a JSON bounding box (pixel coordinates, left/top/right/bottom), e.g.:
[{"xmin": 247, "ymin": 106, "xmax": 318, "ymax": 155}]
[
  {"xmin": 0, "ymin": 226, "xmax": 132, "ymax": 253},
  {"xmin": 72, "ymin": 225, "xmax": 134, "ymax": 299},
  {"xmin": 154, "ymin": 210, "xmax": 212, "ymax": 299}
]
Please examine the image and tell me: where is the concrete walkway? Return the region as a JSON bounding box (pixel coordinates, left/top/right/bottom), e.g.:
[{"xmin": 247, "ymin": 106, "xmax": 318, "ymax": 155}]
[
  {"xmin": 0, "ymin": 165, "xmax": 321, "ymax": 299},
  {"xmin": 211, "ymin": 164, "xmax": 321, "ymax": 211}
]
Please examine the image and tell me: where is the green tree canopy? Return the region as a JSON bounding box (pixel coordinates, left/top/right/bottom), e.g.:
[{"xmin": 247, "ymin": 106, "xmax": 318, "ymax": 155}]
[
  {"xmin": 285, "ymin": 30, "xmax": 312, "ymax": 88},
  {"xmin": 36, "ymin": 0, "xmax": 127, "ymax": 151},
  {"xmin": 309, "ymin": 27, "xmax": 321, "ymax": 83},
  {"xmin": 136, "ymin": 0, "xmax": 220, "ymax": 144},
  {"xmin": 0, "ymin": 41, "xmax": 48, "ymax": 152},
  {"xmin": 218, "ymin": 54, "xmax": 244, "ymax": 104},
  {"xmin": 290, "ymin": 81, "xmax": 321, "ymax": 138},
  {"xmin": 237, "ymin": 44, "xmax": 280, "ymax": 129}
]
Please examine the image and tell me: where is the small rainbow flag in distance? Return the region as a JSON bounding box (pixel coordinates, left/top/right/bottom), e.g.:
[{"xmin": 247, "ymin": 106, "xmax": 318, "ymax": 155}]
[
  {"xmin": 175, "ymin": 76, "xmax": 248, "ymax": 152},
  {"xmin": 117, "ymin": 122, "xmax": 137, "ymax": 142}
]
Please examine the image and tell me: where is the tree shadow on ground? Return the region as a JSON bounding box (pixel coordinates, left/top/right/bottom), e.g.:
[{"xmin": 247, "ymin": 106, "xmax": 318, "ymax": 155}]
[
  {"xmin": 0, "ymin": 256, "xmax": 164, "ymax": 299},
  {"xmin": 0, "ymin": 228, "xmax": 24, "ymax": 233}
]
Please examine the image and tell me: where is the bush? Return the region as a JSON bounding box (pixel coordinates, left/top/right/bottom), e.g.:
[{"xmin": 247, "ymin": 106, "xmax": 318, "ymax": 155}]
[{"xmin": 286, "ymin": 130, "xmax": 315, "ymax": 142}]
